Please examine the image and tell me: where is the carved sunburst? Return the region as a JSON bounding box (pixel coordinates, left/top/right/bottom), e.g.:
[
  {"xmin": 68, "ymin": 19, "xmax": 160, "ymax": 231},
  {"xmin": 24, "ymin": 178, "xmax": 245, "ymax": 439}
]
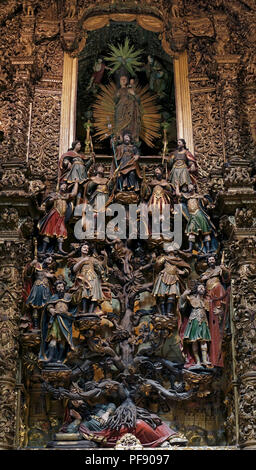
[{"xmin": 92, "ymin": 81, "xmax": 162, "ymax": 148}]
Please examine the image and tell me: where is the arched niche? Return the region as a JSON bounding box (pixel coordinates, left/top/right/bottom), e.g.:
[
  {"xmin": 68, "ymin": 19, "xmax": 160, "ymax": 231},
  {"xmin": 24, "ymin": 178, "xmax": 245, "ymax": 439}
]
[{"xmin": 59, "ymin": 12, "xmax": 194, "ymax": 157}]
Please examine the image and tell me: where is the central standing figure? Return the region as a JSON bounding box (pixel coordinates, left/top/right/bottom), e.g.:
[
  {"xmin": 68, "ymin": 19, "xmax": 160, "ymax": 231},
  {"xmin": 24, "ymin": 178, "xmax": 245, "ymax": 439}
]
[
  {"xmin": 114, "ymin": 75, "xmax": 141, "ymax": 143},
  {"xmin": 70, "ymin": 242, "xmax": 105, "ymax": 315},
  {"xmin": 111, "ymin": 132, "xmax": 142, "ymax": 192}
]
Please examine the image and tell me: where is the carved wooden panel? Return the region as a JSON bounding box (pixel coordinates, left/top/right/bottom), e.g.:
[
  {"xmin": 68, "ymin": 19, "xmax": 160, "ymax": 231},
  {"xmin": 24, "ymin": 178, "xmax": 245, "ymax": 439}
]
[{"xmin": 28, "ymin": 91, "xmax": 62, "ymax": 181}]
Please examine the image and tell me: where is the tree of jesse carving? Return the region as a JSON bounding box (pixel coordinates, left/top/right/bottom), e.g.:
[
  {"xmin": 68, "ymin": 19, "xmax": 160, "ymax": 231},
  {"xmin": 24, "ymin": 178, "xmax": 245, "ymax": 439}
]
[{"xmin": 0, "ymin": 0, "xmax": 255, "ymax": 451}]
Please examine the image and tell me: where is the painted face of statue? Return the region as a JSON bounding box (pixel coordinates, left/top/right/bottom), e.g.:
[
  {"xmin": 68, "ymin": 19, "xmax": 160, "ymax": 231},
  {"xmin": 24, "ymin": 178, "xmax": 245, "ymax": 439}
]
[
  {"xmin": 123, "ymin": 134, "xmax": 131, "ymax": 145},
  {"xmin": 97, "ymin": 165, "xmax": 104, "ymax": 176},
  {"xmin": 155, "ymin": 168, "xmax": 163, "ymax": 180},
  {"xmin": 56, "ymin": 282, "xmax": 65, "ymax": 293},
  {"xmin": 60, "ymin": 182, "xmax": 67, "ymax": 193},
  {"xmin": 197, "ymin": 284, "xmax": 205, "ymax": 296},
  {"xmin": 208, "ymin": 256, "xmax": 216, "ymax": 268},
  {"xmin": 120, "ymin": 75, "xmax": 128, "ymax": 88},
  {"xmin": 177, "ymin": 139, "xmax": 185, "ymax": 150},
  {"xmin": 44, "ymin": 255, "xmax": 53, "ymax": 266},
  {"xmin": 81, "ymin": 243, "xmax": 89, "ymax": 255},
  {"xmin": 74, "ymin": 141, "xmax": 81, "ymax": 152}
]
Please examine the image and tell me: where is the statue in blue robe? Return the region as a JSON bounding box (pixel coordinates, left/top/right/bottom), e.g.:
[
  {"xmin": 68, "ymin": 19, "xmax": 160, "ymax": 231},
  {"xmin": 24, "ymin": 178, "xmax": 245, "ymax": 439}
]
[{"xmin": 39, "ymin": 280, "xmax": 77, "ymax": 365}]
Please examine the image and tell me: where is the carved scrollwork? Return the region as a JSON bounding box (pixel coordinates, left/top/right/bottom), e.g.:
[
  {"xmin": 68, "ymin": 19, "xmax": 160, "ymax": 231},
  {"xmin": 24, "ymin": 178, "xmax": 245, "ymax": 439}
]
[
  {"xmin": 0, "ymin": 0, "xmax": 255, "ymax": 451},
  {"xmin": 189, "ymin": 90, "xmax": 224, "ymax": 184},
  {"xmin": 28, "ymin": 92, "xmax": 62, "ymax": 180},
  {"xmin": 224, "ymin": 165, "xmax": 255, "ymax": 191},
  {"xmin": 239, "ymin": 379, "xmax": 256, "ymax": 447},
  {"xmin": 225, "ymin": 236, "xmax": 256, "ymax": 445}
]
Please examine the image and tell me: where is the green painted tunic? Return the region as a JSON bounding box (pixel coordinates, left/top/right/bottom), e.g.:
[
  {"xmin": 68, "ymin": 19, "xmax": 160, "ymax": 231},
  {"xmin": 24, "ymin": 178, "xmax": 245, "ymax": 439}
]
[{"xmin": 183, "ymin": 296, "xmax": 211, "ymax": 343}]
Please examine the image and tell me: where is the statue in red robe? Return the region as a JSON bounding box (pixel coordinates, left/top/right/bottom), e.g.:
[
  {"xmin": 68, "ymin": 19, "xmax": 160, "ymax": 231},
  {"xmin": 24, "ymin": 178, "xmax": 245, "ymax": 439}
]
[
  {"xmin": 38, "ymin": 181, "xmax": 78, "ymax": 255},
  {"xmin": 200, "ymin": 255, "xmax": 230, "ymax": 367}
]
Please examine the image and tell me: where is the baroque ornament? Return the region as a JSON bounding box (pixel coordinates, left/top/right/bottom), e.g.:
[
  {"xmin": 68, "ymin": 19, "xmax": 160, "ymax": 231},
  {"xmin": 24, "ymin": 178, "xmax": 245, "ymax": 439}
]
[{"xmin": 0, "ymin": 0, "xmax": 255, "ymax": 452}]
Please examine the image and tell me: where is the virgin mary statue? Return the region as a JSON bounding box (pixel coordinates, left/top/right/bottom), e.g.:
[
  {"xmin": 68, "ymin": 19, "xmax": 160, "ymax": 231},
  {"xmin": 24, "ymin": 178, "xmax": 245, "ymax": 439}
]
[{"xmin": 114, "ymin": 74, "xmax": 141, "ymax": 143}]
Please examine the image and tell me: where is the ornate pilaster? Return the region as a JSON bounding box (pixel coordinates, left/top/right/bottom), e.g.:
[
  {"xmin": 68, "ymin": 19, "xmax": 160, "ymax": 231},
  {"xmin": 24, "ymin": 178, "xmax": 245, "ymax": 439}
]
[
  {"xmin": 27, "ymin": 9, "xmax": 63, "ymax": 180},
  {"xmin": 186, "ymin": 15, "xmax": 223, "ymax": 194},
  {"xmin": 242, "ymin": 83, "xmax": 256, "ymax": 158},
  {"xmin": 213, "ymin": 12, "xmax": 256, "ymax": 447},
  {"xmin": 240, "ymin": 15, "xmax": 256, "ymax": 158},
  {"xmin": 0, "ymin": 156, "xmax": 40, "ymax": 448},
  {"xmin": 0, "ymin": 239, "xmax": 30, "ymax": 449},
  {"xmin": 215, "ymin": 54, "xmax": 242, "ymax": 161},
  {"xmin": 7, "ymin": 5, "xmax": 37, "ymax": 162},
  {"xmin": 226, "ymin": 238, "xmax": 256, "ymax": 450},
  {"xmin": 211, "ymin": 14, "xmax": 242, "ymax": 162}
]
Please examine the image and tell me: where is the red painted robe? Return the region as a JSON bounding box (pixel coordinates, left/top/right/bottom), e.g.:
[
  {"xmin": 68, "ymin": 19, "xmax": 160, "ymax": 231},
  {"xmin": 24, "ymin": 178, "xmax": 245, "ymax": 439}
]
[
  {"xmin": 38, "ymin": 193, "xmax": 70, "ymax": 239},
  {"xmin": 80, "ymin": 420, "xmax": 177, "ymax": 448},
  {"xmin": 201, "ymin": 266, "xmax": 230, "ymax": 367}
]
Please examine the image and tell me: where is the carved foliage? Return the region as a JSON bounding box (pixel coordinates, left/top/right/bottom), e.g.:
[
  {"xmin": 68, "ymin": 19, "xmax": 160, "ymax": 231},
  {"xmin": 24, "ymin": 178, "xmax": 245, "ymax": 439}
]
[
  {"xmin": 239, "ymin": 379, "xmax": 256, "ymax": 446},
  {"xmin": 35, "ymin": 40, "xmax": 64, "ymax": 81},
  {"xmin": 0, "ymin": 256, "xmax": 22, "ymax": 448},
  {"xmin": 190, "ymin": 90, "xmax": 224, "ymax": 178},
  {"xmin": 216, "ymin": 62, "xmax": 242, "ymax": 159},
  {"xmin": 0, "ymin": 379, "xmax": 17, "ymax": 449},
  {"xmin": 225, "ymin": 238, "xmax": 256, "ymax": 445},
  {"xmin": 224, "ymin": 165, "xmax": 255, "ymax": 191},
  {"xmin": 0, "ymin": 238, "xmax": 33, "ymax": 449},
  {"xmin": 28, "ymin": 91, "xmax": 61, "ymax": 180}
]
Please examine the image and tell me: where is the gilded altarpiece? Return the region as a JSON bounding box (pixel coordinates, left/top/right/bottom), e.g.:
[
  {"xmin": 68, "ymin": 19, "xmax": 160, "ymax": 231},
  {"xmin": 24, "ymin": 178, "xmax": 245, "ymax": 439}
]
[{"xmin": 0, "ymin": 0, "xmax": 255, "ymax": 451}]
